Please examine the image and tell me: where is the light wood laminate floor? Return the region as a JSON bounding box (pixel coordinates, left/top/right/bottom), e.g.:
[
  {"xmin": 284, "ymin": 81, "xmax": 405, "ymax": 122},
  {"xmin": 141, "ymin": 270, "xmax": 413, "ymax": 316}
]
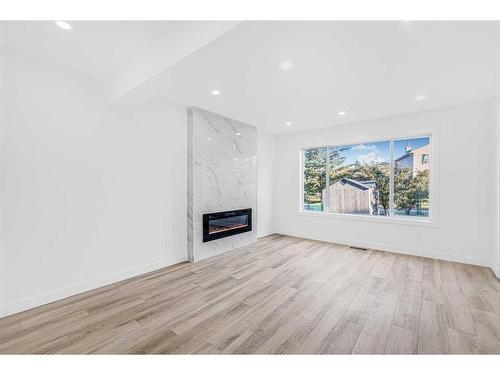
[{"xmin": 1, "ymin": 235, "xmax": 500, "ymax": 354}]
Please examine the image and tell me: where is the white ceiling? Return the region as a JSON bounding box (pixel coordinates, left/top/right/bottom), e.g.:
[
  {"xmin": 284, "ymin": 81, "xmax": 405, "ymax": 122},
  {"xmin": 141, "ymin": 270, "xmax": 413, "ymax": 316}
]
[
  {"xmin": 2, "ymin": 21, "xmax": 238, "ymax": 82},
  {"xmin": 2, "ymin": 21, "xmax": 499, "ymax": 134},
  {"xmin": 155, "ymin": 21, "xmax": 499, "ymax": 134}
]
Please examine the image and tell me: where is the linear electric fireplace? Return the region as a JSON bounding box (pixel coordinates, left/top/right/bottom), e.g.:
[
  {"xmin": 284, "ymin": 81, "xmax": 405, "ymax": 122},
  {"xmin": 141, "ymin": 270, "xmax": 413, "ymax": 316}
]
[{"xmin": 203, "ymin": 208, "xmax": 252, "ymax": 242}]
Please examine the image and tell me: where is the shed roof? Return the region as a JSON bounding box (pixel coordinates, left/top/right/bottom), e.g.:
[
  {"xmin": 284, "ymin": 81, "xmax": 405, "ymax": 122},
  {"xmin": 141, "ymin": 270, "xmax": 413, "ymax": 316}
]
[{"xmin": 339, "ymin": 178, "xmax": 376, "ymax": 191}]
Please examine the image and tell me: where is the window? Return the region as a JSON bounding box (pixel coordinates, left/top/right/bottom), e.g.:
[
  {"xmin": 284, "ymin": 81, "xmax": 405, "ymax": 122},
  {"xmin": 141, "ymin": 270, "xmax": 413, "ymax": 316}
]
[{"xmin": 302, "ymin": 136, "xmax": 431, "ymax": 219}]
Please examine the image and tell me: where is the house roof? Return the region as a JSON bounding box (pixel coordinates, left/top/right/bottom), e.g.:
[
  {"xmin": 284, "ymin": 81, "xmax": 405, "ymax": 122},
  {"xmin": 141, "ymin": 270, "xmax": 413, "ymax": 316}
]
[
  {"xmin": 395, "ymin": 144, "xmax": 429, "ymax": 162},
  {"xmin": 395, "ymin": 153, "xmax": 412, "ymax": 162}
]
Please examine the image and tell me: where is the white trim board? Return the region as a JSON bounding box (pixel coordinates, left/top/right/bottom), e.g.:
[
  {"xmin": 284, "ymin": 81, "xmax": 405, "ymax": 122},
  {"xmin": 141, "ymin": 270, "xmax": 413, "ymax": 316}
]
[
  {"xmin": 0, "ymin": 254, "xmax": 187, "ymax": 319},
  {"xmin": 276, "ymin": 231, "xmax": 494, "ymax": 270}
]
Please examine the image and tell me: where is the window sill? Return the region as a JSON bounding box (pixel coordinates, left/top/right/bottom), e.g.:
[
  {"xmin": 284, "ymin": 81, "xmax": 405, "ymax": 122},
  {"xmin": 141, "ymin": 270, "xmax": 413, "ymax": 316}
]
[{"xmin": 297, "ymin": 210, "xmax": 438, "ymax": 228}]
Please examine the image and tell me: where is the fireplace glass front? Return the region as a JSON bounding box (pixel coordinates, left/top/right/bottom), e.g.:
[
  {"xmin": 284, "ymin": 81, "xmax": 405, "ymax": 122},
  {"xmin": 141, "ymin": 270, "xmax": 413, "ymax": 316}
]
[{"xmin": 203, "ymin": 209, "xmax": 252, "ymax": 242}]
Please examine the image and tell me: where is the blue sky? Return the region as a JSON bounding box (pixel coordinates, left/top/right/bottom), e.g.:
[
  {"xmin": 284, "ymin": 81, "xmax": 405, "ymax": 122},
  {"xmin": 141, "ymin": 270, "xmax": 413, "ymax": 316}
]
[{"xmin": 330, "ymin": 137, "xmax": 430, "ymax": 165}]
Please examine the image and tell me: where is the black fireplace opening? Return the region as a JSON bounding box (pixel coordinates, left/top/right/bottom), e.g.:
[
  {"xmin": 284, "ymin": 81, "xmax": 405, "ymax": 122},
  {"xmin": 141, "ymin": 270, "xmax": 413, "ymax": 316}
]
[{"xmin": 203, "ymin": 208, "xmax": 252, "ymax": 242}]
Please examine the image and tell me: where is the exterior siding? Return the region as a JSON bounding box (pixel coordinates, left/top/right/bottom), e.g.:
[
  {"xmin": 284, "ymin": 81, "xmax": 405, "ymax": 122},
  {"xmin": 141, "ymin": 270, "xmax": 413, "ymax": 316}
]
[{"xmin": 323, "ymin": 182, "xmax": 373, "ymax": 215}]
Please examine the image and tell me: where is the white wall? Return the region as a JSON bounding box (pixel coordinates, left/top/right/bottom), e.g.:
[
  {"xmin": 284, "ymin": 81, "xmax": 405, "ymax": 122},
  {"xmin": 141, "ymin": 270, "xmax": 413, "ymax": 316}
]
[
  {"xmin": 0, "ymin": 50, "xmax": 188, "ymax": 317},
  {"xmin": 273, "ymin": 101, "xmax": 498, "ymax": 269},
  {"xmin": 0, "ymin": 46, "xmax": 6, "ymax": 308},
  {"xmin": 496, "ymin": 28, "xmax": 500, "ymax": 277},
  {"xmin": 497, "ymin": 90, "xmax": 500, "ymax": 276},
  {"xmin": 257, "ymin": 129, "xmax": 275, "ymax": 238}
]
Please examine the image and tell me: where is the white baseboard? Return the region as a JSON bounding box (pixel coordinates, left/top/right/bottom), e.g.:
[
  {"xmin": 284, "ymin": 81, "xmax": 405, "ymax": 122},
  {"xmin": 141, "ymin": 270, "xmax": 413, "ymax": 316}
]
[
  {"xmin": 493, "ymin": 262, "xmax": 500, "ymax": 279},
  {"xmin": 1, "ymin": 236, "xmax": 496, "ymax": 318},
  {"xmin": 276, "ymin": 230, "xmax": 493, "ymax": 269},
  {"xmin": 257, "ymin": 230, "xmax": 275, "ymax": 239},
  {"xmin": 0, "ymin": 254, "xmax": 187, "ymax": 319}
]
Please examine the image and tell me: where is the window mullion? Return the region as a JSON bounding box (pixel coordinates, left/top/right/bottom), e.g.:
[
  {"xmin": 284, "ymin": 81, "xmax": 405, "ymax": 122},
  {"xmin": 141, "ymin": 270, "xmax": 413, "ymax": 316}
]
[
  {"xmin": 389, "ymin": 140, "xmax": 394, "ymax": 216},
  {"xmin": 325, "ymin": 147, "xmax": 330, "ymax": 212}
]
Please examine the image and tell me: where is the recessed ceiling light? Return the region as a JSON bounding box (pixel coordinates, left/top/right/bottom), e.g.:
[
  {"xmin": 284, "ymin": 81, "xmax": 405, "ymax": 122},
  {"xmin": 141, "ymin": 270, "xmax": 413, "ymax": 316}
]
[
  {"xmin": 415, "ymin": 94, "xmax": 427, "ymax": 101},
  {"xmin": 281, "ymin": 61, "xmax": 293, "ymax": 71},
  {"xmin": 55, "ymin": 21, "xmax": 72, "ymax": 30},
  {"xmin": 211, "ymin": 89, "xmax": 220, "ymax": 96},
  {"xmin": 235, "ymin": 132, "xmax": 241, "ymax": 136},
  {"xmin": 285, "ymin": 122, "xmax": 292, "ymax": 126},
  {"xmin": 337, "ymin": 111, "xmax": 346, "ymax": 116},
  {"xmin": 207, "ymin": 137, "xmax": 212, "ymax": 141}
]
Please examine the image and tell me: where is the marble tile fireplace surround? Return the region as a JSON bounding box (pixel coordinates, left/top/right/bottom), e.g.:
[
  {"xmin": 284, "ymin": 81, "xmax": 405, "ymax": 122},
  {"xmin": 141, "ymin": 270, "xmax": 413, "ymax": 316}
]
[{"xmin": 187, "ymin": 107, "xmax": 257, "ymax": 261}]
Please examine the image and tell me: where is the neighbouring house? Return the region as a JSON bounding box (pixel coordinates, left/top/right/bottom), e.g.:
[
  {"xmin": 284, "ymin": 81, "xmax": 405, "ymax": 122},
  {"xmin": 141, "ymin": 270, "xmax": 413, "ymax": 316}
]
[
  {"xmin": 394, "ymin": 142, "xmax": 430, "ymax": 175},
  {"xmin": 322, "ymin": 178, "xmax": 379, "ymax": 215}
]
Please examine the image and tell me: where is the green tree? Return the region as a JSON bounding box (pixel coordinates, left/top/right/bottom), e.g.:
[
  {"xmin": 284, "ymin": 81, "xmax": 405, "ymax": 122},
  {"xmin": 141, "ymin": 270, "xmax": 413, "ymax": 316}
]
[
  {"xmin": 303, "ymin": 147, "xmax": 326, "ymax": 202},
  {"xmin": 395, "ymin": 167, "xmax": 415, "ymax": 215},
  {"xmin": 329, "ymin": 164, "xmax": 353, "ymax": 184},
  {"xmin": 394, "ymin": 167, "xmax": 429, "ymax": 215},
  {"xmin": 413, "ymin": 169, "xmax": 430, "ymax": 215},
  {"xmin": 328, "ymin": 146, "xmax": 353, "ymax": 184},
  {"xmin": 304, "ymin": 146, "xmax": 352, "ymax": 204},
  {"xmin": 367, "ymin": 164, "xmax": 390, "ymax": 215}
]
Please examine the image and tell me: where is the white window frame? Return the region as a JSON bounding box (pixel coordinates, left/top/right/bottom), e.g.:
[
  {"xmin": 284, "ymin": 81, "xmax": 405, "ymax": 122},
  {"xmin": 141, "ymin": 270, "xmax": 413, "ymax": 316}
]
[{"xmin": 299, "ymin": 133, "xmax": 437, "ymax": 227}]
